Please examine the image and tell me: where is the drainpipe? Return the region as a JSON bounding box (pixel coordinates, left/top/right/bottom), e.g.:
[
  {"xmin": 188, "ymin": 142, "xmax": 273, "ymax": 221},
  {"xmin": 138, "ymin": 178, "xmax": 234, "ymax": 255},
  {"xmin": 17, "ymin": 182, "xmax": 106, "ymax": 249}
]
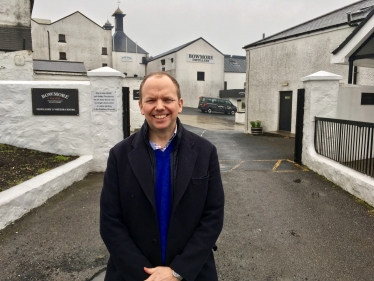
[{"xmin": 47, "ymin": 31, "xmax": 51, "ymax": 60}]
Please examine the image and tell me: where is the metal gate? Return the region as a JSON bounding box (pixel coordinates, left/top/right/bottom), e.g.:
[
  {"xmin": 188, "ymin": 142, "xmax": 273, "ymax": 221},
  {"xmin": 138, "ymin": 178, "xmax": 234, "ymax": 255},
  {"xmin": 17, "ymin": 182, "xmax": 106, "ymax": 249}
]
[
  {"xmin": 294, "ymin": 89, "xmax": 305, "ymax": 164},
  {"xmin": 279, "ymin": 91, "xmax": 293, "ymax": 131},
  {"xmin": 122, "ymin": 87, "xmax": 130, "ymax": 138}
]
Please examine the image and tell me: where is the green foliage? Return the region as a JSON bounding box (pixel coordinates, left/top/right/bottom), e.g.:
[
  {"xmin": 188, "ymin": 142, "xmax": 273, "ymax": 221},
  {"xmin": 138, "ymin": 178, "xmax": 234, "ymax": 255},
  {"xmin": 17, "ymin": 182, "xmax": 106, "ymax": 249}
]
[
  {"xmin": 250, "ymin": 120, "xmax": 262, "ymax": 128},
  {"xmin": 54, "ymin": 155, "xmax": 70, "ymax": 162}
]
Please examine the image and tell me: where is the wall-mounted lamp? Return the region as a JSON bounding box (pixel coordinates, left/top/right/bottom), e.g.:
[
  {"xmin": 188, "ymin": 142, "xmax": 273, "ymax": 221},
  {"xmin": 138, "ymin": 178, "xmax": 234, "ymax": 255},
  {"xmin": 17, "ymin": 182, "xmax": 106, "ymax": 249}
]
[{"xmin": 281, "ymin": 82, "xmax": 289, "ymax": 87}]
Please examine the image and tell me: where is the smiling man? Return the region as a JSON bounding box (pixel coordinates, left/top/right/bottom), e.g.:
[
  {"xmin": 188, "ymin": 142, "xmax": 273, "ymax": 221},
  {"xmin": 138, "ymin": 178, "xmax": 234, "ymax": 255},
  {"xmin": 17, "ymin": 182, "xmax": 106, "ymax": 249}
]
[{"xmin": 100, "ymin": 71, "xmax": 224, "ymax": 281}]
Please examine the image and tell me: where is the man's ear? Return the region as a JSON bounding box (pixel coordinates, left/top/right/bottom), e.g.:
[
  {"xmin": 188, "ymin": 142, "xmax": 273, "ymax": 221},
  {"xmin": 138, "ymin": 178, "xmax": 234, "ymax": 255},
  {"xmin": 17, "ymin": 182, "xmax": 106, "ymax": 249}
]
[{"xmin": 178, "ymin": 98, "xmax": 184, "ymax": 114}]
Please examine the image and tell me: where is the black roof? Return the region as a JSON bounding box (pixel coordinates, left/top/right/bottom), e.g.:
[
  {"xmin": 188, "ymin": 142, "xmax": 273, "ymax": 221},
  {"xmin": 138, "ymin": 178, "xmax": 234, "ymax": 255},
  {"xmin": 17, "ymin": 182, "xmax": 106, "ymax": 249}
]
[
  {"xmin": 224, "ymin": 55, "xmax": 246, "ymax": 73},
  {"xmin": 113, "ymin": 32, "xmax": 148, "ymax": 54},
  {"xmin": 0, "ymin": 26, "xmax": 32, "ymax": 52},
  {"xmin": 333, "ymin": 8, "xmax": 374, "ymax": 54},
  {"xmin": 244, "ymin": 0, "xmax": 374, "ymax": 49},
  {"xmin": 148, "ymin": 37, "xmax": 223, "ymax": 61},
  {"xmin": 33, "ymin": 60, "xmax": 86, "ymax": 73}
]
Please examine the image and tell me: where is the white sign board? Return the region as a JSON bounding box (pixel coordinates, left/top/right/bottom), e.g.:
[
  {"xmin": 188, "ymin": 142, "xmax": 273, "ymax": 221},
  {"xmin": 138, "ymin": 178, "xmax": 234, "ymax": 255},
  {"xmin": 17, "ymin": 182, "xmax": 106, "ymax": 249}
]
[
  {"xmin": 186, "ymin": 53, "xmax": 215, "ymax": 64},
  {"xmin": 92, "ymin": 92, "xmax": 117, "ymax": 111},
  {"xmin": 121, "ymin": 56, "xmax": 133, "ymax": 62}
]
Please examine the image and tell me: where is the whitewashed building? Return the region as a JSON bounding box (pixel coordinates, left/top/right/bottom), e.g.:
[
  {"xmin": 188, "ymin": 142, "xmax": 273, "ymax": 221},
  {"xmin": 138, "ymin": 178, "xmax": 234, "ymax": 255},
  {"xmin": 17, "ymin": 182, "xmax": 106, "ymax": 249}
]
[
  {"xmin": 32, "ymin": 11, "xmax": 113, "ymax": 71},
  {"xmin": 0, "ymin": 0, "xmax": 34, "ymax": 80},
  {"xmin": 111, "ymin": 7, "xmax": 148, "ymax": 78},
  {"xmin": 147, "ymin": 38, "xmax": 225, "ymax": 107},
  {"xmin": 243, "ymin": 0, "xmax": 374, "ymax": 134}
]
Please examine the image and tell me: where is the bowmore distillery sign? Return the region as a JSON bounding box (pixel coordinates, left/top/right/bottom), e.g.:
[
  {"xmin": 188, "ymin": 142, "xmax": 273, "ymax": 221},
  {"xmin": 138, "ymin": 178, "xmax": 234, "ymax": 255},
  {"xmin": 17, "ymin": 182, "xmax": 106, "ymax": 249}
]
[{"xmin": 186, "ymin": 53, "xmax": 215, "ymax": 64}]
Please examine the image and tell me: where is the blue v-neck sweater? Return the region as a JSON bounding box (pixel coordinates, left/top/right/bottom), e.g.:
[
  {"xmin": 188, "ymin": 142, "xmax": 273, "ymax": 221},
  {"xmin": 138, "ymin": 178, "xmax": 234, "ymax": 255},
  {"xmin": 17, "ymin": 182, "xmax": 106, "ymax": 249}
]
[{"xmin": 154, "ymin": 141, "xmax": 174, "ymax": 265}]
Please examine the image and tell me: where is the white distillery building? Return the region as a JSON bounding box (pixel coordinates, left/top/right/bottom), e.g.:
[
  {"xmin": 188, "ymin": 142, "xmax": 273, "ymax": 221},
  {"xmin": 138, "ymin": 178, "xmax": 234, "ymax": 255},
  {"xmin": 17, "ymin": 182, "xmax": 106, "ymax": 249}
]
[
  {"xmin": 111, "ymin": 7, "xmax": 148, "ymax": 78},
  {"xmin": 0, "ymin": 0, "xmax": 34, "ymax": 80},
  {"xmin": 31, "ymin": 11, "xmax": 113, "ymax": 72},
  {"xmin": 243, "ymin": 0, "xmax": 374, "ymax": 134},
  {"xmin": 147, "ymin": 38, "xmax": 225, "ymax": 108}
]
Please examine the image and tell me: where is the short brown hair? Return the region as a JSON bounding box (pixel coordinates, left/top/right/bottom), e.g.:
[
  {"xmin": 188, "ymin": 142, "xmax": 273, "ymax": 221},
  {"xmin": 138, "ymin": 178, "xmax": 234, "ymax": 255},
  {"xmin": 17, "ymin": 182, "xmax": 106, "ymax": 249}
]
[{"xmin": 139, "ymin": 71, "xmax": 181, "ymax": 102}]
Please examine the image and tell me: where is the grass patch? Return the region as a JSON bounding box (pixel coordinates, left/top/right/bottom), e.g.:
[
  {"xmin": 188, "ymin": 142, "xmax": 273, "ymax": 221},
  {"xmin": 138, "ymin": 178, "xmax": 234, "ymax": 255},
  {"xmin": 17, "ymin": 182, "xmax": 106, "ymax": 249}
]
[{"xmin": 0, "ymin": 144, "xmax": 78, "ymax": 192}]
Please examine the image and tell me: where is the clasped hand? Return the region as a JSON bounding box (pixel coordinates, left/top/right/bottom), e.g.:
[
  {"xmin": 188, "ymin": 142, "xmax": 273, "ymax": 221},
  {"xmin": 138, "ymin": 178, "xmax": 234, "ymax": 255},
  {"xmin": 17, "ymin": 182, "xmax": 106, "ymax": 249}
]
[{"xmin": 144, "ymin": 266, "xmax": 178, "ymax": 281}]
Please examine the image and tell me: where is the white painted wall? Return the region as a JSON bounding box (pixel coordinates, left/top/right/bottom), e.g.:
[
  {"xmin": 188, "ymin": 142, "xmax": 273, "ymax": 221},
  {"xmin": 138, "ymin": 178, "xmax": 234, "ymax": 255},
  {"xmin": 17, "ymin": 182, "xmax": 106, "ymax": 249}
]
[
  {"xmin": 0, "ymin": 67, "xmax": 129, "ymax": 171},
  {"xmin": 0, "ymin": 50, "xmax": 33, "ymax": 80},
  {"xmin": 0, "ymin": 81, "xmax": 92, "ymax": 155},
  {"xmin": 301, "ymin": 71, "xmax": 374, "ymax": 207},
  {"xmin": 31, "ymin": 12, "xmax": 112, "ymax": 70},
  {"xmin": 337, "ymin": 85, "xmax": 374, "ymax": 122},
  {"xmin": 0, "ymin": 0, "xmax": 30, "ymax": 27},
  {"xmin": 112, "ymin": 52, "xmax": 146, "ymax": 78},
  {"xmin": 245, "ymin": 27, "xmax": 374, "ymax": 134},
  {"xmin": 224, "ymin": 72, "xmax": 245, "ymax": 89}
]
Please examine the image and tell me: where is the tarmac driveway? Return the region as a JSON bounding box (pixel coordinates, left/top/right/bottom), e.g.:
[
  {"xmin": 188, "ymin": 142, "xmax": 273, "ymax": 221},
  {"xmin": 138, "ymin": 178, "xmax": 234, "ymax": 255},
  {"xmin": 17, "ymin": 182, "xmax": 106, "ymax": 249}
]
[{"xmin": 0, "ymin": 109, "xmax": 373, "ymax": 280}]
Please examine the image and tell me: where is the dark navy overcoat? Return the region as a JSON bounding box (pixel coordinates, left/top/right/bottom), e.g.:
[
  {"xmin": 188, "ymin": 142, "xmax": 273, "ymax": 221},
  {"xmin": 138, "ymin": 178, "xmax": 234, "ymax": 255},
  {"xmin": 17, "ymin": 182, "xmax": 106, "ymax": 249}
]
[{"xmin": 100, "ymin": 119, "xmax": 225, "ymax": 281}]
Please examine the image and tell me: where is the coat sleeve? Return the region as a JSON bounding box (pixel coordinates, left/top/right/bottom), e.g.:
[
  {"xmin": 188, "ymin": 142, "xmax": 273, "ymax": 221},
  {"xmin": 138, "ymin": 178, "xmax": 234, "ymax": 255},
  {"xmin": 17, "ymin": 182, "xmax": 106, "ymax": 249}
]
[
  {"xmin": 169, "ymin": 145, "xmax": 225, "ymax": 281},
  {"xmin": 100, "ymin": 147, "xmax": 153, "ymax": 280}
]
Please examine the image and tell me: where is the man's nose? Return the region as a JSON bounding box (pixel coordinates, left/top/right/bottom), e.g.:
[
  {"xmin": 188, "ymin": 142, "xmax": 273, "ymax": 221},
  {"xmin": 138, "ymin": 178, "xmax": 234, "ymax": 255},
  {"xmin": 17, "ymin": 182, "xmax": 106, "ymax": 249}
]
[{"xmin": 155, "ymin": 99, "xmax": 165, "ymax": 110}]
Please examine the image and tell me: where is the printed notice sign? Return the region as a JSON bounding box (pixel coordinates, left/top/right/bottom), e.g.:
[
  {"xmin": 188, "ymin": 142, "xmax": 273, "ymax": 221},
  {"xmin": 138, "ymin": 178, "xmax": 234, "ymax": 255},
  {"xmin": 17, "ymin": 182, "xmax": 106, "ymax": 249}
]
[
  {"xmin": 31, "ymin": 88, "xmax": 79, "ymax": 116},
  {"xmin": 92, "ymin": 92, "xmax": 117, "ymax": 111},
  {"xmin": 186, "ymin": 53, "xmax": 215, "ymax": 64}
]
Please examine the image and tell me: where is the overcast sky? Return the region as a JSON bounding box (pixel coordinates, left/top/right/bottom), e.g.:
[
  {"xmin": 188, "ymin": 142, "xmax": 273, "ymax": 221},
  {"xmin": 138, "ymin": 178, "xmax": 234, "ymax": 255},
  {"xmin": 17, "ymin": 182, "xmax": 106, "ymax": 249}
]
[{"xmin": 32, "ymin": 0, "xmax": 358, "ymax": 56}]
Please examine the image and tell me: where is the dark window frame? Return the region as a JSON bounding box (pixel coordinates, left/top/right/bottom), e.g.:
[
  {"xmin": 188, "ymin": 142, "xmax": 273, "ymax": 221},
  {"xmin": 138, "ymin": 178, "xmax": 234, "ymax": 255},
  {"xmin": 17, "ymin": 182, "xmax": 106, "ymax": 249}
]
[
  {"xmin": 59, "ymin": 52, "xmax": 67, "ymax": 60},
  {"xmin": 58, "ymin": 34, "xmax": 66, "ymax": 43},
  {"xmin": 197, "ymin": 71, "xmax": 205, "ymax": 81},
  {"xmin": 102, "ymin": 47, "xmax": 108, "ymax": 55},
  {"xmin": 161, "ymin": 59, "xmax": 165, "ymax": 65},
  {"xmin": 102, "ymin": 63, "xmax": 108, "ymax": 67}
]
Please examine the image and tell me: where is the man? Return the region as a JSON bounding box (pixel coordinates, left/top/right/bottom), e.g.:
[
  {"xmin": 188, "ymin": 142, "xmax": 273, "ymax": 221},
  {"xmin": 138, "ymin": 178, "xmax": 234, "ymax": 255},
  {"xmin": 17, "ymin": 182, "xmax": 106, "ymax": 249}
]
[{"xmin": 100, "ymin": 71, "xmax": 224, "ymax": 281}]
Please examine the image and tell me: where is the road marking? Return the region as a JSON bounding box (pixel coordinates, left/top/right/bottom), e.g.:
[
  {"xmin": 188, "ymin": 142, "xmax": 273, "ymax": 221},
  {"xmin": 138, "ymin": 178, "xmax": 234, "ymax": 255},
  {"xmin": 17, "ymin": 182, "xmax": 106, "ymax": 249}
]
[
  {"xmin": 219, "ymin": 159, "xmax": 309, "ymax": 172},
  {"xmin": 272, "ymin": 160, "xmax": 282, "ymax": 171},
  {"xmin": 229, "ymin": 160, "xmax": 245, "ymax": 172},
  {"xmin": 201, "ymin": 130, "xmax": 206, "ymax": 137}
]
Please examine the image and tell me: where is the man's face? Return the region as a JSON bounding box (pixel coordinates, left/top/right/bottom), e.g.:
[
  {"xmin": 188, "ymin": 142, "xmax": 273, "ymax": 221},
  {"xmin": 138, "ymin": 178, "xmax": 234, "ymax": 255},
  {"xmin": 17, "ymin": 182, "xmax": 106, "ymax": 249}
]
[{"xmin": 139, "ymin": 75, "xmax": 183, "ymax": 135}]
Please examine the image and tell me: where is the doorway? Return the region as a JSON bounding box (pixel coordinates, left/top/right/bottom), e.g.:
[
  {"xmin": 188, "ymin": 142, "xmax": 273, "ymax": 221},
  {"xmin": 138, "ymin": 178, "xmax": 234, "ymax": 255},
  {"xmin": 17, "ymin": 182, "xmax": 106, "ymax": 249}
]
[
  {"xmin": 122, "ymin": 87, "xmax": 130, "ymax": 138},
  {"xmin": 279, "ymin": 91, "xmax": 292, "ymax": 131}
]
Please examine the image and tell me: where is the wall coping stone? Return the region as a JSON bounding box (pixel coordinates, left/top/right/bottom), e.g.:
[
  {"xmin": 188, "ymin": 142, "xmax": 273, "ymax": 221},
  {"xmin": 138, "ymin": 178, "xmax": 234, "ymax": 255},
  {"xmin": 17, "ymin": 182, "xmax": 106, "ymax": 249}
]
[
  {"xmin": 87, "ymin": 66, "xmax": 125, "ymax": 78},
  {"xmin": 301, "ymin": 71, "xmax": 342, "ymax": 82}
]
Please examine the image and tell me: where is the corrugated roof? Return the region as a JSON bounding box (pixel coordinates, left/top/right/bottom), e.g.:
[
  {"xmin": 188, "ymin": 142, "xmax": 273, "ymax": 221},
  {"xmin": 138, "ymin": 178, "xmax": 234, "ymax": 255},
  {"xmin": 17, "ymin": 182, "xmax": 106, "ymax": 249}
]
[
  {"xmin": 244, "ymin": 0, "xmax": 374, "ymax": 49},
  {"xmin": 148, "ymin": 37, "xmax": 223, "ymax": 61},
  {"xmin": 224, "ymin": 55, "xmax": 246, "ymax": 73},
  {"xmin": 113, "ymin": 32, "xmax": 148, "ymax": 54},
  {"xmin": 0, "ymin": 26, "xmax": 32, "ymax": 52},
  {"xmin": 33, "ymin": 60, "xmax": 86, "ymax": 73}
]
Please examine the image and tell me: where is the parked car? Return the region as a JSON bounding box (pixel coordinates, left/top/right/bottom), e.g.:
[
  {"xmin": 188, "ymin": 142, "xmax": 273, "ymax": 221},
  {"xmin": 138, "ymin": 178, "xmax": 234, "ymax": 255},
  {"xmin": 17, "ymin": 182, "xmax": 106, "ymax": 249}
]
[{"xmin": 198, "ymin": 96, "xmax": 237, "ymax": 115}]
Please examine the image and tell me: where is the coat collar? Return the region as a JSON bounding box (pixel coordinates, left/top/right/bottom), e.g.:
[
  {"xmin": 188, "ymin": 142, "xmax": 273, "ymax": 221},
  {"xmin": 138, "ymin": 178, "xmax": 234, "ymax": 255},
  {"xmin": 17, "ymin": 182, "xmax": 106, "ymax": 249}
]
[{"xmin": 128, "ymin": 118, "xmax": 197, "ymax": 210}]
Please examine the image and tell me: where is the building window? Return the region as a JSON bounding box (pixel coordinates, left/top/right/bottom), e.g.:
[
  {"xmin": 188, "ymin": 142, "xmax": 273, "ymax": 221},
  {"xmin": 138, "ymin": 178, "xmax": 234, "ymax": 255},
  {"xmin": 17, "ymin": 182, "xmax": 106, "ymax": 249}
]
[
  {"xmin": 102, "ymin": 47, "xmax": 108, "ymax": 55},
  {"xmin": 58, "ymin": 34, "xmax": 66, "ymax": 42},
  {"xmin": 161, "ymin": 59, "xmax": 165, "ymax": 65},
  {"xmin": 171, "ymin": 58, "xmax": 174, "ymax": 63},
  {"xmin": 162, "ymin": 67, "xmax": 165, "ymax": 71},
  {"xmin": 59, "ymin": 52, "xmax": 66, "ymax": 60},
  {"xmin": 102, "ymin": 63, "xmax": 108, "ymax": 67},
  {"xmin": 197, "ymin": 72, "xmax": 205, "ymax": 81}
]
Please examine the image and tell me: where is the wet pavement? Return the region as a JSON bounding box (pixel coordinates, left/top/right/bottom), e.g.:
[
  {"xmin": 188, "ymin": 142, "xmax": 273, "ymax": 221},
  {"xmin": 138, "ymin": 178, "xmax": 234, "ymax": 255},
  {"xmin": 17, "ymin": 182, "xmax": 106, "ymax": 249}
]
[{"xmin": 1, "ymin": 107, "xmax": 374, "ymax": 280}]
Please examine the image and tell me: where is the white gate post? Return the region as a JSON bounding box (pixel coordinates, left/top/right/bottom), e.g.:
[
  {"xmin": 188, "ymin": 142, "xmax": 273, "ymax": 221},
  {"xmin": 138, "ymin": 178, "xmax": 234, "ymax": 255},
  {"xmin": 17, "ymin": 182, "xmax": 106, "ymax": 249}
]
[
  {"xmin": 300, "ymin": 71, "xmax": 342, "ymax": 165},
  {"xmin": 87, "ymin": 67, "xmax": 125, "ymax": 171}
]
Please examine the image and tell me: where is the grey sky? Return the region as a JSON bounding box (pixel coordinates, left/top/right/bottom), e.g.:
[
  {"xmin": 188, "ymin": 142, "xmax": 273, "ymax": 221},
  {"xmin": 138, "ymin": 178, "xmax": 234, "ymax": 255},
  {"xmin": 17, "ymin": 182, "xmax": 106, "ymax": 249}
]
[{"xmin": 32, "ymin": 0, "xmax": 358, "ymax": 57}]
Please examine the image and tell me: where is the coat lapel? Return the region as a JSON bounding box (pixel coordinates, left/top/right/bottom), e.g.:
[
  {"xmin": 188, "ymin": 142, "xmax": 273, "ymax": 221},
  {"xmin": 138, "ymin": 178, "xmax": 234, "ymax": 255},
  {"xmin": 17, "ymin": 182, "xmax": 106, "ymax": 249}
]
[
  {"xmin": 128, "ymin": 131, "xmax": 156, "ymax": 210},
  {"xmin": 173, "ymin": 131, "xmax": 197, "ymax": 212}
]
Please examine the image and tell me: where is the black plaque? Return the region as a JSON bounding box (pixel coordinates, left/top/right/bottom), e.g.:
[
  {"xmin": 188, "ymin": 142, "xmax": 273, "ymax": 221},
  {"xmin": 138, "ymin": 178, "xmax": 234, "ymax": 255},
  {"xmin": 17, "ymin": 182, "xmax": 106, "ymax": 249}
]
[
  {"xmin": 32, "ymin": 88, "xmax": 79, "ymax": 115},
  {"xmin": 361, "ymin": 93, "xmax": 374, "ymax": 105},
  {"xmin": 133, "ymin": 89, "xmax": 140, "ymax": 100}
]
